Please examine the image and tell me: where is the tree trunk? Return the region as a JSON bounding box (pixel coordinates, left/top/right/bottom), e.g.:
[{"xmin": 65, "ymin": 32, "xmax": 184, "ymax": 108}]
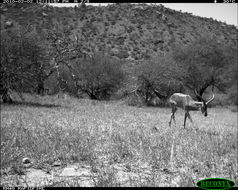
[
  {"xmin": 36, "ymin": 81, "xmax": 45, "ymax": 96},
  {"xmin": 145, "ymin": 90, "xmax": 149, "ymax": 104},
  {"xmin": 88, "ymin": 91, "xmax": 98, "ymax": 100},
  {"xmin": 2, "ymin": 89, "xmax": 13, "ymax": 103}
]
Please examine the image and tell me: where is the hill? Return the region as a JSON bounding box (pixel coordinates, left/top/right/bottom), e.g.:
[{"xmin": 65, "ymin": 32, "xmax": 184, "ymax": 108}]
[
  {"xmin": 1, "ymin": 3, "xmax": 237, "ymax": 61},
  {"xmin": 1, "ymin": 3, "xmax": 237, "ymax": 105}
]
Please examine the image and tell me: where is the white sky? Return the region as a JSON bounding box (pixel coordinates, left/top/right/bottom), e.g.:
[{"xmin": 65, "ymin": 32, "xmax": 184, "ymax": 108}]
[{"xmin": 49, "ymin": 3, "xmax": 237, "ymax": 26}]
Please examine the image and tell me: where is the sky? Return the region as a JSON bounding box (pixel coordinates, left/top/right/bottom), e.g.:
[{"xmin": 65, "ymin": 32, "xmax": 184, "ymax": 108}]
[
  {"xmin": 162, "ymin": 3, "xmax": 237, "ymax": 26},
  {"xmin": 49, "ymin": 3, "xmax": 237, "ymax": 26}
]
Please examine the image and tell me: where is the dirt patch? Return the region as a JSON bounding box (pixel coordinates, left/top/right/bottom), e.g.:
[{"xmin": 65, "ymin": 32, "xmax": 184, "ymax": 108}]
[{"xmin": 1, "ymin": 162, "xmax": 181, "ymax": 187}]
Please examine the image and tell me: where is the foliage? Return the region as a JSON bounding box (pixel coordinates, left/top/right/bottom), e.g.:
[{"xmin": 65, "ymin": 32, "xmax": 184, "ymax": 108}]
[
  {"xmin": 2, "ymin": 4, "xmax": 236, "ymax": 61},
  {"xmin": 1, "ymin": 4, "xmax": 237, "ymax": 105},
  {"xmin": 134, "ymin": 55, "xmax": 184, "ymax": 106},
  {"xmin": 0, "ymin": 26, "xmax": 41, "ymax": 102},
  {"xmin": 223, "ymin": 49, "xmax": 238, "ymax": 105},
  {"xmin": 74, "ymin": 54, "xmax": 125, "ymax": 100},
  {"xmin": 172, "ymin": 36, "xmax": 236, "ymax": 100},
  {"xmin": 23, "ymin": 28, "xmax": 54, "ymax": 95},
  {"xmin": 46, "ymin": 27, "xmax": 125, "ymax": 99},
  {"xmin": 46, "ymin": 25, "xmax": 84, "ymax": 96},
  {"xmin": 0, "ymin": 24, "xmax": 57, "ymax": 103}
]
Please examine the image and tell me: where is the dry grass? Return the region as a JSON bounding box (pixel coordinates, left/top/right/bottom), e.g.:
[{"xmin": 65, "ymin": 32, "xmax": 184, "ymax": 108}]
[{"xmin": 1, "ymin": 94, "xmax": 237, "ymax": 187}]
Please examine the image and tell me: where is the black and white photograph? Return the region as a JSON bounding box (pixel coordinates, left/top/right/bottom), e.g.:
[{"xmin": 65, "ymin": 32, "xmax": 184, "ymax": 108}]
[{"xmin": 0, "ymin": 2, "xmax": 237, "ymax": 187}]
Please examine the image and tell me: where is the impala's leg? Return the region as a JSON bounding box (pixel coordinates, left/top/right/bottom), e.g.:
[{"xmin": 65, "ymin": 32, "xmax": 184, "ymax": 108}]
[
  {"xmin": 172, "ymin": 106, "xmax": 177, "ymax": 125},
  {"xmin": 184, "ymin": 111, "xmax": 188, "ymax": 128},
  {"xmin": 169, "ymin": 114, "xmax": 172, "ymax": 127},
  {"xmin": 169, "ymin": 104, "xmax": 177, "ymax": 126},
  {"xmin": 187, "ymin": 112, "xmax": 193, "ymax": 123},
  {"xmin": 169, "ymin": 105, "xmax": 174, "ymax": 126}
]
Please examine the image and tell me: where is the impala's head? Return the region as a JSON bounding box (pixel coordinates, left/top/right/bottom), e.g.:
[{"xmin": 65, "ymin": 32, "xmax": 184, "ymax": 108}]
[{"xmin": 195, "ymin": 89, "xmax": 215, "ymax": 117}]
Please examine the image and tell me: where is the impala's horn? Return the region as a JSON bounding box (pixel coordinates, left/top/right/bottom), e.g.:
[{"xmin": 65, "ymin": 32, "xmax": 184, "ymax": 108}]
[{"xmin": 206, "ymin": 93, "xmax": 215, "ymax": 105}]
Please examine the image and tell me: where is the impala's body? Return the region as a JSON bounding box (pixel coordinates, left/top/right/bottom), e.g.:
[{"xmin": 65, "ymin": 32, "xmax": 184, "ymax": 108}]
[
  {"xmin": 170, "ymin": 93, "xmax": 202, "ymax": 111},
  {"xmin": 168, "ymin": 91, "xmax": 214, "ymax": 128}
]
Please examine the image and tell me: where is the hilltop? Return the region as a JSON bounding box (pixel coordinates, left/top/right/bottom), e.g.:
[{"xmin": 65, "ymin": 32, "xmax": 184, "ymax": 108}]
[{"xmin": 1, "ymin": 3, "xmax": 237, "ymax": 61}]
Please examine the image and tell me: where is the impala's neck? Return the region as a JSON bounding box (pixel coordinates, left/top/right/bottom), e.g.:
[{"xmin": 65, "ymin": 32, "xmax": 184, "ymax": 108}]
[
  {"xmin": 185, "ymin": 104, "xmax": 200, "ymax": 111},
  {"xmin": 185, "ymin": 101, "xmax": 203, "ymax": 111}
]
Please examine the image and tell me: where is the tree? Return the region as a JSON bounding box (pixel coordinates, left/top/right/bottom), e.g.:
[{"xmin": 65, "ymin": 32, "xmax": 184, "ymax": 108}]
[
  {"xmin": 135, "ymin": 55, "xmax": 183, "ymax": 105},
  {"xmin": 0, "ymin": 24, "xmax": 58, "ymax": 104},
  {"xmin": 172, "ymin": 36, "xmax": 235, "ymax": 101},
  {"xmin": 74, "ymin": 54, "xmax": 124, "ymax": 100},
  {"xmin": 47, "ymin": 25, "xmax": 124, "ymax": 100},
  {"xmin": 224, "ymin": 50, "xmax": 238, "ymax": 105},
  {"xmin": 1, "ymin": 26, "xmax": 37, "ymax": 103},
  {"xmin": 0, "ymin": 24, "xmax": 59, "ymax": 103},
  {"xmin": 46, "ymin": 25, "xmax": 87, "ymax": 96},
  {"xmin": 22, "ymin": 28, "xmax": 56, "ymax": 95}
]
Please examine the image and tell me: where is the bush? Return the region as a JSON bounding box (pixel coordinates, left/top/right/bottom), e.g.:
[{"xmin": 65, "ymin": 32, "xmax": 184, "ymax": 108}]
[
  {"xmin": 0, "ymin": 25, "xmax": 49, "ymax": 102},
  {"xmin": 125, "ymin": 93, "xmax": 144, "ymax": 107},
  {"xmin": 75, "ymin": 53, "xmax": 125, "ymax": 100},
  {"xmin": 134, "ymin": 54, "xmax": 184, "ymax": 106},
  {"xmin": 172, "ymin": 35, "xmax": 237, "ymax": 100}
]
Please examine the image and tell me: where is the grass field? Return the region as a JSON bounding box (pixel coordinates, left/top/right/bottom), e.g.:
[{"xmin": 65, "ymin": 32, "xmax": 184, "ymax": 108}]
[{"xmin": 1, "ymin": 94, "xmax": 237, "ymax": 187}]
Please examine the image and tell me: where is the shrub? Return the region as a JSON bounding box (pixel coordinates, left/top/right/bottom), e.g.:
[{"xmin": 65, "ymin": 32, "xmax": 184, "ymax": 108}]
[
  {"xmin": 75, "ymin": 53, "xmax": 125, "ymax": 100},
  {"xmin": 134, "ymin": 54, "xmax": 184, "ymax": 106}
]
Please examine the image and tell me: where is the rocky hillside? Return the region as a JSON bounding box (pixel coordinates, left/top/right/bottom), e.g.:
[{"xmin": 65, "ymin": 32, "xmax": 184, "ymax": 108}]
[{"xmin": 1, "ymin": 3, "xmax": 237, "ymax": 61}]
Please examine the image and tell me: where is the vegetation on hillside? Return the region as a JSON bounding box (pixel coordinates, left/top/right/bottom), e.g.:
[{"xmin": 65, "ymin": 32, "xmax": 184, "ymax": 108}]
[{"xmin": 0, "ymin": 3, "xmax": 237, "ymax": 105}]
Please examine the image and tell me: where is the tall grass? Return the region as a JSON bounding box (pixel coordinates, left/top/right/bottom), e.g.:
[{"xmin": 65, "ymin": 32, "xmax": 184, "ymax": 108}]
[{"xmin": 1, "ymin": 95, "xmax": 237, "ymax": 187}]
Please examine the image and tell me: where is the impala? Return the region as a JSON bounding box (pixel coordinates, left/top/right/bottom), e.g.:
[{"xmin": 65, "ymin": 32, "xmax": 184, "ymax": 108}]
[{"xmin": 168, "ymin": 90, "xmax": 215, "ymax": 128}]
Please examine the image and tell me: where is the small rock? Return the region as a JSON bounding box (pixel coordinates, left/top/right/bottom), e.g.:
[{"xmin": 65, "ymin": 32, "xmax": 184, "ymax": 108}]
[
  {"xmin": 5, "ymin": 21, "xmax": 13, "ymax": 28},
  {"xmin": 42, "ymin": 12, "xmax": 48, "ymax": 17},
  {"xmin": 22, "ymin": 157, "xmax": 32, "ymax": 164},
  {"xmin": 52, "ymin": 160, "xmax": 62, "ymax": 167},
  {"xmin": 22, "ymin": 157, "xmax": 33, "ymax": 168},
  {"xmin": 152, "ymin": 126, "xmax": 158, "ymax": 131}
]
